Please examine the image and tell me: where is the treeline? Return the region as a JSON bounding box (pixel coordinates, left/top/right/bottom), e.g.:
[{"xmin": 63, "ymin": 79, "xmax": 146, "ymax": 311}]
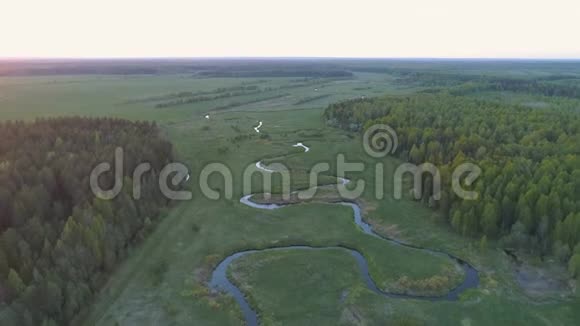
[
  {"xmin": 449, "ymin": 79, "xmax": 580, "ymax": 99},
  {"xmin": 198, "ymin": 69, "xmax": 352, "ymax": 78},
  {"xmin": 153, "ymin": 79, "xmax": 337, "ymax": 109},
  {"xmin": 293, "ymin": 94, "xmax": 331, "ymax": 105},
  {"xmin": 324, "ymin": 94, "xmax": 580, "ymax": 277},
  {"xmin": 0, "ymin": 59, "xmax": 354, "ymax": 77},
  {"xmin": 154, "ymin": 87, "xmax": 264, "ymax": 108},
  {"xmin": 0, "ymin": 117, "xmax": 174, "ymax": 325},
  {"xmin": 212, "ymin": 93, "xmax": 290, "ymax": 111},
  {"xmin": 126, "ymin": 85, "xmax": 260, "ymax": 105},
  {"xmin": 392, "ymin": 70, "xmax": 580, "ymax": 100}
]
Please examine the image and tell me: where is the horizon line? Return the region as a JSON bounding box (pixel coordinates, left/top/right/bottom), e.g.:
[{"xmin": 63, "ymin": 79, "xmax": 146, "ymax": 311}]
[{"xmin": 1, "ymin": 56, "xmax": 580, "ymax": 61}]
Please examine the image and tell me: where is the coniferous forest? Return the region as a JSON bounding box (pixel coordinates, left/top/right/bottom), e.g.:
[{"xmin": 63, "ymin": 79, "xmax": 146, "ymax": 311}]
[
  {"xmin": 0, "ymin": 118, "xmax": 173, "ymax": 325},
  {"xmin": 325, "ymin": 94, "xmax": 580, "ymax": 276}
]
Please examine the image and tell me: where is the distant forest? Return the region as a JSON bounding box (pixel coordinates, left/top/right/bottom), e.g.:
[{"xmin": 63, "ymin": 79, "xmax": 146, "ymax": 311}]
[
  {"xmin": 0, "ymin": 59, "xmax": 353, "ymax": 77},
  {"xmin": 325, "ymin": 93, "xmax": 580, "ymax": 278},
  {"xmin": 0, "ymin": 118, "xmax": 173, "ymax": 325}
]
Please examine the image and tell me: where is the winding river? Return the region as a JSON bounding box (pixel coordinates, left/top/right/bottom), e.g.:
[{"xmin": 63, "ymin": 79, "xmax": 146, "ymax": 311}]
[
  {"xmin": 292, "ymin": 142, "xmax": 310, "ymax": 152},
  {"xmin": 209, "ymin": 146, "xmax": 479, "ymax": 326}
]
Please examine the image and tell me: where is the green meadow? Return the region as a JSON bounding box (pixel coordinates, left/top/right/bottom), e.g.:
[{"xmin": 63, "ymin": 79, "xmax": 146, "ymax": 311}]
[{"xmin": 0, "ymin": 70, "xmax": 578, "ymax": 325}]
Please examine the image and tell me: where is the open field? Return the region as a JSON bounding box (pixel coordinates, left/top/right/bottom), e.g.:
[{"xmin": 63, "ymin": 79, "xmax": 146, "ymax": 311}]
[
  {"xmin": 0, "ymin": 60, "xmax": 579, "ymax": 325},
  {"xmin": 84, "ymin": 104, "xmax": 579, "ymax": 326},
  {"xmin": 0, "ymin": 71, "xmax": 415, "ymax": 122}
]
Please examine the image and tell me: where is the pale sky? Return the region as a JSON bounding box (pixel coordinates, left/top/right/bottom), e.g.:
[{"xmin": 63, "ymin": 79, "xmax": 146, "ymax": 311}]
[{"xmin": 1, "ymin": 0, "xmax": 579, "ymax": 58}]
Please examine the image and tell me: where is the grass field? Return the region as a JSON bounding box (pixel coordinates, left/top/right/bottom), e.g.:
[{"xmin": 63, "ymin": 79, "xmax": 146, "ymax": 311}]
[
  {"xmin": 1, "ymin": 70, "xmax": 578, "ymax": 325},
  {"xmin": 0, "ymin": 72, "xmax": 413, "ymax": 121}
]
